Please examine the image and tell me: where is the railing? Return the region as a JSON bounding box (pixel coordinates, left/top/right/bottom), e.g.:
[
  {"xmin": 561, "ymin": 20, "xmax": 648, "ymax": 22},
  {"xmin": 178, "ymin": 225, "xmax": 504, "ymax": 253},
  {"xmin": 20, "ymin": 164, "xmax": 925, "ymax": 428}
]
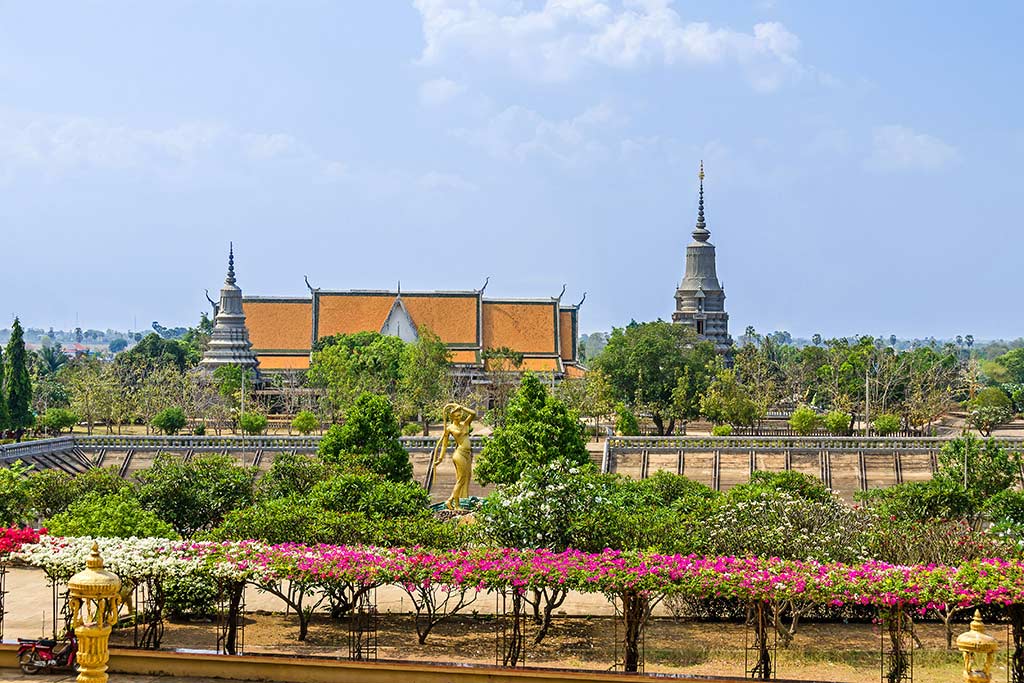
[
  {"xmin": 0, "ymin": 435, "xmax": 488, "ymax": 464},
  {"xmin": 606, "ymin": 435, "xmax": 1024, "ymax": 452},
  {"xmin": 0, "ymin": 437, "xmax": 77, "ymax": 463}
]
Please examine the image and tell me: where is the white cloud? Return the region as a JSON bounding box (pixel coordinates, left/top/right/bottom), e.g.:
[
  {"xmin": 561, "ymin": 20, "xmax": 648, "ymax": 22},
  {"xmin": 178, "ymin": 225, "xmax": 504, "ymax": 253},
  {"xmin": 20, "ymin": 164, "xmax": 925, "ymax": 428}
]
[
  {"xmin": 865, "ymin": 125, "xmax": 958, "ymax": 172},
  {"xmin": 451, "ymin": 103, "xmax": 617, "ymax": 165},
  {"xmin": 413, "ymin": 0, "xmax": 805, "ymax": 90},
  {"xmin": 0, "ymin": 110, "xmax": 346, "ymax": 180},
  {"xmin": 417, "ymin": 170, "xmax": 479, "ymax": 192},
  {"xmin": 418, "ymin": 78, "xmax": 467, "ymax": 107}
]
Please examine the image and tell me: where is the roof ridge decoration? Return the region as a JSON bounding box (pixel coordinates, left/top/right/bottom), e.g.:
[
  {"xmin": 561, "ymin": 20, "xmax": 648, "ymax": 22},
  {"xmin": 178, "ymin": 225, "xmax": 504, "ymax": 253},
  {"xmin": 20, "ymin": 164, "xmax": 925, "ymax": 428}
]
[{"xmin": 226, "ymin": 242, "xmax": 236, "ymax": 285}]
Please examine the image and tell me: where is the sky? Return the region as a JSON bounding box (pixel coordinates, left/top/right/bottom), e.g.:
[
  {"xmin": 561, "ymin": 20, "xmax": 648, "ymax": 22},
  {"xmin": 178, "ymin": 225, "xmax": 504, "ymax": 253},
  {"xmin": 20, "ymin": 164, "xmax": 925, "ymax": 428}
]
[{"xmin": 1, "ymin": 1, "xmax": 1021, "ymax": 340}]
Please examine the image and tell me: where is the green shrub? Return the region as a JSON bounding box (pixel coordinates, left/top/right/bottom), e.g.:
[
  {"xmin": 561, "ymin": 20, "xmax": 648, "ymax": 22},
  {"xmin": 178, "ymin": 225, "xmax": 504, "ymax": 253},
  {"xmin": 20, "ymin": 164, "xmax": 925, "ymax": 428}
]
[
  {"xmin": 711, "ymin": 424, "xmax": 732, "ymax": 436},
  {"xmin": 822, "ymin": 410, "xmax": 851, "ymax": 435},
  {"xmin": 193, "ymin": 422, "xmax": 206, "ymax": 436},
  {"xmin": 238, "ymin": 412, "xmax": 268, "ymax": 435},
  {"xmin": 163, "ymin": 570, "xmax": 219, "ymax": 619},
  {"xmin": 873, "ymin": 413, "xmax": 901, "ymax": 435},
  {"xmin": 402, "ymin": 422, "xmax": 423, "ymax": 436},
  {"xmin": 788, "ymin": 405, "xmax": 820, "ymax": 436},
  {"xmin": 615, "ymin": 403, "xmax": 640, "ymax": 436},
  {"xmin": 151, "ymin": 407, "xmax": 186, "ymax": 435},
  {"xmin": 318, "ymin": 393, "xmax": 412, "ymax": 482},
  {"xmin": 39, "ymin": 408, "xmax": 79, "ymax": 435},
  {"xmin": 966, "ymin": 388, "xmax": 1014, "ymax": 435},
  {"xmin": 291, "ymin": 410, "xmax": 319, "ymax": 435},
  {"xmin": 47, "ymin": 490, "xmax": 176, "ymax": 538}
]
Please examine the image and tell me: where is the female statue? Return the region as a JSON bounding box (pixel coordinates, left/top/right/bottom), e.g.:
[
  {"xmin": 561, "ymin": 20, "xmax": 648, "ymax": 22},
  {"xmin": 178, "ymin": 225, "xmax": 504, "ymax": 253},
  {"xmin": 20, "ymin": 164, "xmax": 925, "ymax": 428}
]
[{"xmin": 431, "ymin": 403, "xmax": 477, "ymax": 510}]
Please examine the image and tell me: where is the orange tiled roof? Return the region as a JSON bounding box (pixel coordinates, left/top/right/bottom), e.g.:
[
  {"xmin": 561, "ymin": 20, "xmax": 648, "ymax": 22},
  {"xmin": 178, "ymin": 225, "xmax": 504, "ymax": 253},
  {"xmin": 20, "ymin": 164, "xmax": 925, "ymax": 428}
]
[
  {"xmin": 403, "ymin": 293, "xmax": 478, "ymax": 345},
  {"xmin": 564, "ymin": 364, "xmax": 587, "ymax": 378},
  {"xmin": 449, "ymin": 349, "xmax": 479, "ymax": 364},
  {"xmin": 482, "ymin": 301, "xmax": 558, "ymax": 355},
  {"xmin": 316, "ymin": 293, "xmax": 395, "ymax": 339},
  {"xmin": 257, "ymin": 354, "xmax": 311, "ymax": 370},
  {"xmin": 244, "ymin": 300, "xmax": 312, "ymax": 351},
  {"xmin": 485, "ymin": 356, "xmax": 562, "ymax": 372},
  {"xmin": 559, "ymin": 309, "xmax": 576, "ymax": 362}
]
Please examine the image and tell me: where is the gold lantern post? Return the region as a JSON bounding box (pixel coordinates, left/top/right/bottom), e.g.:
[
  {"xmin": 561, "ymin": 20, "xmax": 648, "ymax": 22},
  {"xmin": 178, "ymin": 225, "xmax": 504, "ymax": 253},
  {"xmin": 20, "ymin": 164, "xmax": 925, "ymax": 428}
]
[
  {"xmin": 68, "ymin": 542, "xmax": 121, "ymax": 683},
  {"xmin": 956, "ymin": 609, "xmax": 999, "ymax": 683}
]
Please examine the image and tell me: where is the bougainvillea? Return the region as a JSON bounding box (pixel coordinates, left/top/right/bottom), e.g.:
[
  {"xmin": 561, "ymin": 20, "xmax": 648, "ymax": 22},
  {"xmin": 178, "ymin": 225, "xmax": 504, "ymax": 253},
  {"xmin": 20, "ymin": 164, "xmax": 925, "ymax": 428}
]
[
  {"xmin": 15, "ymin": 535, "xmax": 1024, "ymax": 613},
  {"xmin": 0, "ymin": 526, "xmax": 43, "ymax": 555}
]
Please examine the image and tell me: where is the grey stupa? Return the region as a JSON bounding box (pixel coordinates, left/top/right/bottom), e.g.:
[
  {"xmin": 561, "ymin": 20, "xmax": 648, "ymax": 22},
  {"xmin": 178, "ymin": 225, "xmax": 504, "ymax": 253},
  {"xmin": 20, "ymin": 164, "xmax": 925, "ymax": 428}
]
[
  {"xmin": 200, "ymin": 244, "xmax": 261, "ymax": 377},
  {"xmin": 672, "ymin": 163, "xmax": 733, "ymax": 353}
]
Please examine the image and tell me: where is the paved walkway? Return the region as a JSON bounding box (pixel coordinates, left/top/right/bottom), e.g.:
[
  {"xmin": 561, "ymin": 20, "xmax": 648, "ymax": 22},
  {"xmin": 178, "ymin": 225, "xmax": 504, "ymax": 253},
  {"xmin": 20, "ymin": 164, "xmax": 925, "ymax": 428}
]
[{"xmin": 0, "ymin": 674, "xmax": 259, "ymax": 683}]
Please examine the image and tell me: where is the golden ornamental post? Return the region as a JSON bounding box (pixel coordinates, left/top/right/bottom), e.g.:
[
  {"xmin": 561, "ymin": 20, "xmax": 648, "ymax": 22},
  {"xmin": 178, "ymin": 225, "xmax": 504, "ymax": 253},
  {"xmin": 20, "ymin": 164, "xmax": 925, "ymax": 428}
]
[
  {"xmin": 68, "ymin": 542, "xmax": 121, "ymax": 683},
  {"xmin": 956, "ymin": 609, "xmax": 998, "ymax": 683}
]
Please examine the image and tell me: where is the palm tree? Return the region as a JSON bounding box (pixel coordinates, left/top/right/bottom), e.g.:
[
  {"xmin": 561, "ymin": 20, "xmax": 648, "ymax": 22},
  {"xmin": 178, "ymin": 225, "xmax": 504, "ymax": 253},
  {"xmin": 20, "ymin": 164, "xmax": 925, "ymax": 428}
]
[{"xmin": 37, "ymin": 343, "xmax": 68, "ymax": 375}]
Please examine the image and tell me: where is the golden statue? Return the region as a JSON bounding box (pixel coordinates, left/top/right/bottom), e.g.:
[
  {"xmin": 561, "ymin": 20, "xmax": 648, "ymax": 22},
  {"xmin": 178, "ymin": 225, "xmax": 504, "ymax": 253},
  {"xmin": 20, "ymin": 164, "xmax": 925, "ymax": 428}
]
[{"xmin": 430, "ymin": 403, "xmax": 476, "ymax": 510}]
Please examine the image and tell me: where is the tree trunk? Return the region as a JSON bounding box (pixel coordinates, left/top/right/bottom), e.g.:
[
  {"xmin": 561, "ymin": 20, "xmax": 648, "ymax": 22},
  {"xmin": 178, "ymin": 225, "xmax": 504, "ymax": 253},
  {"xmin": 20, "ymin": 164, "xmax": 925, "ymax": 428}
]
[
  {"xmin": 651, "ymin": 415, "xmax": 665, "ymax": 436},
  {"xmin": 620, "ymin": 590, "xmax": 648, "ymax": 673}
]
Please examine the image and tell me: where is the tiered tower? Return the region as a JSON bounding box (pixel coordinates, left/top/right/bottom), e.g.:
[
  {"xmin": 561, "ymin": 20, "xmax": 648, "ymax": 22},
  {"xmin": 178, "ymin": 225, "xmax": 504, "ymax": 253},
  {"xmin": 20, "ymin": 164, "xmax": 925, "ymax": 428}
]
[
  {"xmin": 200, "ymin": 244, "xmax": 260, "ymax": 377},
  {"xmin": 672, "ymin": 163, "xmax": 733, "ymax": 353}
]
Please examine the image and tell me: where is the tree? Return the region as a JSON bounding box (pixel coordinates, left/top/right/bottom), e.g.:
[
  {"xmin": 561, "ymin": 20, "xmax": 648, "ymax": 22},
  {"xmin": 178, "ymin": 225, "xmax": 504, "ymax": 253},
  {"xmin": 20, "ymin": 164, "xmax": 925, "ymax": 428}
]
[
  {"xmin": 966, "ymin": 387, "xmax": 1014, "ymax": 436},
  {"xmin": 291, "ymin": 410, "xmax": 319, "ymax": 435},
  {"xmin": 480, "ymin": 347, "xmax": 525, "ymax": 427},
  {"xmin": 239, "ymin": 411, "xmax": 268, "ymax": 435},
  {"xmin": 108, "ymin": 338, "xmax": 129, "ymax": 354},
  {"xmin": 257, "ymin": 451, "xmax": 334, "ymax": 500},
  {"xmin": 398, "ymin": 328, "xmax": 452, "ymax": 435},
  {"xmin": 151, "ymin": 407, "xmax": 187, "ymax": 435},
  {"xmin": 0, "ymin": 460, "xmax": 32, "ymax": 526},
  {"xmin": 317, "ymin": 392, "xmax": 412, "ymax": 482},
  {"xmin": 5, "ymin": 317, "xmax": 34, "ymax": 438},
  {"xmin": 822, "ymin": 410, "xmax": 852, "ymax": 435},
  {"xmin": 996, "ymin": 348, "xmax": 1024, "ymax": 384},
  {"xmin": 788, "ymin": 405, "xmax": 820, "ymax": 436},
  {"xmin": 36, "ymin": 343, "xmax": 68, "ymax": 375},
  {"xmin": 700, "ymin": 368, "xmax": 759, "ymax": 427},
  {"xmin": 307, "ymin": 332, "xmax": 406, "ymax": 418},
  {"xmin": 873, "ymin": 413, "xmax": 901, "ymax": 436},
  {"xmin": 593, "ymin": 321, "xmax": 715, "ymax": 435},
  {"xmin": 38, "ymin": 407, "xmax": 79, "ymax": 435},
  {"xmin": 475, "ymin": 372, "xmax": 589, "ymax": 485},
  {"xmin": 935, "ymin": 434, "xmax": 1021, "ymax": 516},
  {"xmin": 47, "ymin": 490, "xmax": 176, "ymax": 538},
  {"xmin": 136, "ymin": 453, "xmax": 256, "ymax": 537},
  {"xmin": 0, "ymin": 344, "xmax": 7, "ymax": 431},
  {"xmin": 116, "ymin": 332, "xmax": 194, "ymax": 373},
  {"xmin": 615, "ymin": 403, "xmax": 640, "ymax": 436},
  {"xmin": 212, "ymin": 363, "xmax": 255, "ymax": 409}
]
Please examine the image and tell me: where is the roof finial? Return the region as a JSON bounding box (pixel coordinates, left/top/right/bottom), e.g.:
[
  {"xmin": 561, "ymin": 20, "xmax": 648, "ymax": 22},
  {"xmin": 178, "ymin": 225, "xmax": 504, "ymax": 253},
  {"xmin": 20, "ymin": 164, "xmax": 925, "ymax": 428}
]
[
  {"xmin": 692, "ymin": 161, "xmax": 710, "ymax": 242},
  {"xmin": 226, "ymin": 242, "xmax": 236, "ymax": 285}
]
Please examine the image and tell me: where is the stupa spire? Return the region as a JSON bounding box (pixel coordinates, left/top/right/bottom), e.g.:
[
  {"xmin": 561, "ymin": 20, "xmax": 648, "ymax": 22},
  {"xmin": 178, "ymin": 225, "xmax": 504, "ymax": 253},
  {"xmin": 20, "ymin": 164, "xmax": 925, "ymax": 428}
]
[
  {"xmin": 226, "ymin": 242, "xmax": 236, "ymax": 286},
  {"xmin": 692, "ymin": 161, "xmax": 710, "ymax": 242}
]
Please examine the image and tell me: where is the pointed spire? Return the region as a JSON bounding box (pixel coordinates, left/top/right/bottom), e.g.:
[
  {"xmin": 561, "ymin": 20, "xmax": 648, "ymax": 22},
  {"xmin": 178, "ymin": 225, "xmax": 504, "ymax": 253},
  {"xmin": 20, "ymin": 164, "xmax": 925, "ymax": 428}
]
[
  {"xmin": 692, "ymin": 161, "xmax": 710, "ymax": 242},
  {"xmin": 226, "ymin": 242, "xmax": 236, "ymax": 286}
]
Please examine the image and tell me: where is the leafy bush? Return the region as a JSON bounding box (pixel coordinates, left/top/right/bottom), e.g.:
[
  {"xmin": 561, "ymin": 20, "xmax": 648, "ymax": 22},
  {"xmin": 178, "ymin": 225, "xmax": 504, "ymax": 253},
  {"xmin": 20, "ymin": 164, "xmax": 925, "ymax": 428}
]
[
  {"xmin": 966, "ymin": 388, "xmax": 1014, "ymax": 435},
  {"xmin": 291, "ymin": 410, "xmax": 319, "ymax": 435},
  {"xmin": 822, "ymin": 410, "xmax": 851, "ymax": 435},
  {"xmin": 788, "ymin": 405, "xmax": 820, "ymax": 436},
  {"xmin": 258, "ymin": 451, "xmax": 334, "ymax": 500},
  {"xmin": 0, "ymin": 460, "xmax": 32, "ymax": 526},
  {"xmin": 711, "ymin": 424, "xmax": 732, "ymax": 436},
  {"xmin": 935, "ymin": 435, "xmax": 1020, "ymax": 511},
  {"xmin": 476, "ymin": 373, "xmax": 589, "ymax": 485},
  {"xmin": 39, "ymin": 408, "xmax": 79, "ymax": 435},
  {"xmin": 730, "ymin": 470, "xmax": 833, "ymax": 503},
  {"xmin": 151, "ymin": 407, "xmax": 186, "ymax": 435},
  {"xmin": 193, "ymin": 422, "xmax": 206, "ymax": 436},
  {"xmin": 136, "ymin": 453, "xmax": 256, "ymax": 538},
  {"xmin": 614, "ymin": 403, "xmax": 640, "ymax": 436},
  {"xmin": 626, "ymin": 471, "xmax": 719, "ymax": 513},
  {"xmin": 402, "ymin": 422, "xmax": 423, "ymax": 436},
  {"xmin": 855, "ymin": 479, "xmax": 973, "ymax": 523},
  {"xmin": 163, "ymin": 569, "xmax": 219, "ymax": 619},
  {"xmin": 47, "ymin": 490, "xmax": 175, "ymax": 538},
  {"xmin": 873, "ymin": 413, "xmax": 901, "ymax": 435},
  {"xmin": 318, "ymin": 393, "xmax": 412, "ymax": 482},
  {"xmin": 309, "ymin": 473, "xmax": 429, "ymax": 518},
  {"xmin": 238, "ymin": 412, "xmax": 268, "ymax": 435}
]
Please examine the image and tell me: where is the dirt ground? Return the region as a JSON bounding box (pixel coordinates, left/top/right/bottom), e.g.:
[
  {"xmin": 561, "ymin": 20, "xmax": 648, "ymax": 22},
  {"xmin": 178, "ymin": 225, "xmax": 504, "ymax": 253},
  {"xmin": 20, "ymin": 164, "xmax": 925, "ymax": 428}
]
[{"xmin": 98, "ymin": 611, "xmax": 980, "ymax": 683}]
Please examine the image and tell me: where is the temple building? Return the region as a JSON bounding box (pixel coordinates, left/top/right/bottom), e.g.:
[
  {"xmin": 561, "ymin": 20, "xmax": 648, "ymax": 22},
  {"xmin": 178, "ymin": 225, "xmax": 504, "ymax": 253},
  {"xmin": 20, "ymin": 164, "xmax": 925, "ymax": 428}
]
[
  {"xmin": 199, "ymin": 244, "xmax": 261, "ymax": 375},
  {"xmin": 241, "ymin": 280, "xmax": 584, "ymax": 377},
  {"xmin": 672, "ymin": 163, "xmax": 733, "ymax": 353}
]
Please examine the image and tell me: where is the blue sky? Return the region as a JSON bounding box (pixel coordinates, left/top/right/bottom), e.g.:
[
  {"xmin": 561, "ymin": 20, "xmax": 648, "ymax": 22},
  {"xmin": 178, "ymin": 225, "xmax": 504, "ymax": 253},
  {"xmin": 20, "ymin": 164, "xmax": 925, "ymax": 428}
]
[{"xmin": 1, "ymin": 1, "xmax": 1021, "ymax": 339}]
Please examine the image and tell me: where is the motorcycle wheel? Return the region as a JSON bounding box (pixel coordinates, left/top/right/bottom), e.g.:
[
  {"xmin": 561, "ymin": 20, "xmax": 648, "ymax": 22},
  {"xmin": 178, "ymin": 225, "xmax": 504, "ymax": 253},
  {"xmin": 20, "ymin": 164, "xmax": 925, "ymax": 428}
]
[{"xmin": 18, "ymin": 652, "xmax": 41, "ymax": 674}]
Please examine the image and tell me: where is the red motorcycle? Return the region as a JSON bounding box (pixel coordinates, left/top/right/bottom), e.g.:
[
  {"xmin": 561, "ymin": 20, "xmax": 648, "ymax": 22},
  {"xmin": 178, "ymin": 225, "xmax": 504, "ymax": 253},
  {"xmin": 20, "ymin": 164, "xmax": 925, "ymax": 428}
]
[{"xmin": 16, "ymin": 634, "xmax": 77, "ymax": 674}]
